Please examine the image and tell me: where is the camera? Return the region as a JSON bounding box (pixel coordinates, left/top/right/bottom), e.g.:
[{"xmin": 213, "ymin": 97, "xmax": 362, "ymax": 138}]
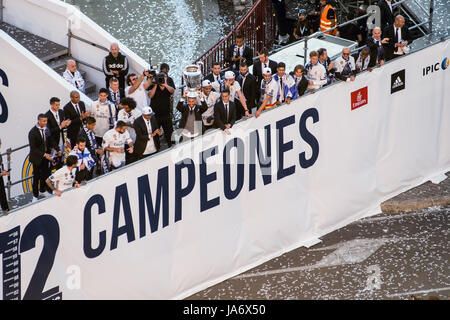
[
  {"xmin": 156, "ymin": 72, "xmax": 166, "ymax": 85},
  {"xmin": 144, "ymin": 65, "xmax": 158, "ymax": 77}
]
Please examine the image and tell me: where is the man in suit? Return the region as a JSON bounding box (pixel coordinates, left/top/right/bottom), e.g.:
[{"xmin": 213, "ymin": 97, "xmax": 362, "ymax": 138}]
[
  {"xmin": 253, "ymin": 48, "xmax": 278, "ymax": 87},
  {"xmin": 45, "ymin": 97, "xmax": 71, "ymax": 152},
  {"xmin": 177, "ymin": 91, "xmax": 208, "ymax": 141},
  {"xmin": 378, "ymin": 0, "xmax": 395, "ymax": 30},
  {"xmin": 290, "ymin": 64, "xmax": 309, "ymax": 97},
  {"xmin": 383, "ymin": 15, "xmax": 412, "ymax": 61},
  {"xmin": 226, "ymin": 34, "xmax": 254, "ymax": 71},
  {"xmin": 28, "ymin": 114, "xmax": 60, "ymax": 202},
  {"xmin": 367, "ymin": 27, "xmax": 388, "ymax": 67},
  {"xmin": 133, "ymin": 107, "xmax": 162, "ymax": 160},
  {"xmin": 64, "ymin": 90, "xmax": 88, "ymax": 148},
  {"xmin": 203, "ymin": 62, "xmax": 224, "ymax": 93},
  {"xmin": 214, "ymin": 89, "xmax": 236, "ymax": 135},
  {"xmin": 236, "ymin": 62, "xmax": 257, "ymax": 114}
]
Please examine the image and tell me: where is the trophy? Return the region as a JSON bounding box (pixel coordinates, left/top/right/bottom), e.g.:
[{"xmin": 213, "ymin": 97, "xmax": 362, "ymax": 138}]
[{"xmin": 182, "ymin": 62, "xmax": 203, "ymax": 98}]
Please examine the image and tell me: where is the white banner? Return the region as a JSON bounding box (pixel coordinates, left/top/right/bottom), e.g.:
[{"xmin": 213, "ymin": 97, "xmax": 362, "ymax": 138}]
[{"xmin": 0, "ymin": 40, "xmax": 448, "ymax": 300}]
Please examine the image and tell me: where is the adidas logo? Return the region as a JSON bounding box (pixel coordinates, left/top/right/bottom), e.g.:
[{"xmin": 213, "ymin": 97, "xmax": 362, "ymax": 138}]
[
  {"xmin": 392, "ymin": 76, "xmax": 403, "ymax": 89},
  {"xmin": 391, "ymin": 70, "xmax": 405, "ymax": 94}
]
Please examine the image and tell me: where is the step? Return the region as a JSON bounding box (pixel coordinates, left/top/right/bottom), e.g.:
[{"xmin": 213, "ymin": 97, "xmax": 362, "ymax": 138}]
[
  {"xmin": 85, "ymin": 81, "xmax": 96, "ymax": 95},
  {"xmin": 0, "ymin": 22, "xmax": 69, "ymax": 63}
]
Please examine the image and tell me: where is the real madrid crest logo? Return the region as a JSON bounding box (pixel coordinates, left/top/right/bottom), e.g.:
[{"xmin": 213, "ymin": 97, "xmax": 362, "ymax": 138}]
[
  {"xmin": 113, "ymin": 134, "xmax": 117, "ymax": 139},
  {"xmin": 65, "ymin": 173, "xmax": 68, "ymax": 177},
  {"xmin": 340, "ymin": 61, "xmax": 344, "ymax": 65}
]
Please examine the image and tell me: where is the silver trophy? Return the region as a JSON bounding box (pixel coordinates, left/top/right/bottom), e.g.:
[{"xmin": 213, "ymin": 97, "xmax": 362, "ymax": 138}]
[{"xmin": 183, "ymin": 63, "xmax": 203, "ymax": 98}]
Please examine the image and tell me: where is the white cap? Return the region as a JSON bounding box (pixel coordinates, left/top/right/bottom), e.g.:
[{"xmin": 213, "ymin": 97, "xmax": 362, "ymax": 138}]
[
  {"xmin": 224, "ymin": 71, "xmax": 235, "ymax": 79},
  {"xmin": 142, "ymin": 106, "xmax": 154, "ymax": 116},
  {"xmin": 262, "ymin": 67, "xmax": 272, "ymax": 75},
  {"xmin": 202, "ymin": 79, "xmax": 212, "ymax": 87},
  {"xmin": 186, "ymin": 91, "xmax": 198, "ymax": 98}
]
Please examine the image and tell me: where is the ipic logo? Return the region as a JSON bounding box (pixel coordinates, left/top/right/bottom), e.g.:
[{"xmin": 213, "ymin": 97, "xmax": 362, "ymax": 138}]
[
  {"xmin": 391, "ymin": 69, "xmax": 405, "ymax": 94},
  {"xmin": 351, "ymin": 87, "xmax": 368, "ymax": 110},
  {"xmin": 423, "ymin": 57, "xmax": 449, "ymax": 76}
]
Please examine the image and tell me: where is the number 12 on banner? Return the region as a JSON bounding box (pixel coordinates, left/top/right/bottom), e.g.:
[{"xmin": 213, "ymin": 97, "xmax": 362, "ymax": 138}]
[{"xmin": 0, "ymin": 215, "xmax": 62, "ymax": 300}]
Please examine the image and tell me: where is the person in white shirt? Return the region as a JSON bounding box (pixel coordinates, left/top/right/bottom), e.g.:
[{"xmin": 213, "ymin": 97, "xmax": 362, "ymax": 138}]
[
  {"xmin": 305, "ymin": 50, "xmax": 328, "ymax": 91},
  {"xmin": 117, "ymin": 97, "xmax": 140, "ymax": 143},
  {"xmin": 102, "ymin": 121, "xmax": 134, "ymax": 170},
  {"xmin": 272, "ymin": 62, "xmax": 297, "ymax": 104},
  {"xmin": 90, "ymin": 88, "xmax": 116, "ymax": 145},
  {"xmin": 62, "ymin": 60, "xmax": 85, "ymax": 93},
  {"xmin": 125, "ymin": 72, "xmax": 152, "ymax": 113},
  {"xmin": 355, "ymin": 47, "xmax": 371, "ymax": 73},
  {"xmin": 334, "ymin": 47, "xmax": 356, "ymax": 82},
  {"xmin": 117, "ymin": 97, "xmax": 141, "ymax": 164},
  {"xmin": 45, "ymin": 155, "xmax": 80, "ymax": 197},
  {"xmin": 255, "ymin": 67, "xmax": 279, "ymax": 118},
  {"xmin": 197, "ymin": 80, "xmax": 220, "ymax": 130},
  {"xmin": 221, "ymin": 71, "xmax": 251, "ymax": 119}
]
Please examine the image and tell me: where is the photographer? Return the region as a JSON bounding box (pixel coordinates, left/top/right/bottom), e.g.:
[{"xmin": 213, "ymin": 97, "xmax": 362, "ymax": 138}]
[
  {"xmin": 126, "ymin": 71, "xmax": 152, "ymax": 113},
  {"xmin": 148, "ymin": 71, "xmax": 175, "ymax": 148}
]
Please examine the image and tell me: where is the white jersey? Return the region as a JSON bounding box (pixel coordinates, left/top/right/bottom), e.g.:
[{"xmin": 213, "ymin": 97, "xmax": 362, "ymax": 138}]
[
  {"xmin": 260, "ymin": 77, "xmax": 279, "ymax": 107},
  {"xmin": 227, "ymin": 81, "xmax": 241, "ymax": 102},
  {"xmin": 62, "ymin": 69, "xmax": 85, "ymax": 93},
  {"xmin": 334, "ymin": 56, "xmax": 356, "ymax": 79},
  {"xmin": 48, "ymin": 166, "xmax": 77, "ymax": 192},
  {"xmin": 117, "ymin": 108, "xmax": 141, "ymax": 143},
  {"xmin": 197, "ymin": 91, "xmax": 220, "ymax": 126},
  {"xmin": 102, "ymin": 128, "xmax": 132, "ymax": 168},
  {"xmin": 125, "ymin": 83, "xmax": 149, "ymax": 113},
  {"xmin": 90, "ymin": 99, "xmax": 116, "ymax": 138},
  {"xmin": 305, "ymin": 62, "xmax": 327, "ymax": 90}
]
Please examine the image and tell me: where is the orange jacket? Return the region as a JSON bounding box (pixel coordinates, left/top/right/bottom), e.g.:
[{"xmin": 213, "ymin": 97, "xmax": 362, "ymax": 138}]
[{"xmin": 320, "ymin": 4, "xmax": 337, "ymax": 35}]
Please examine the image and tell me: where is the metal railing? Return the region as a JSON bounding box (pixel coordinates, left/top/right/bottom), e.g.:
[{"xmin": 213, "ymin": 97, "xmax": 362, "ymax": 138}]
[
  {"xmin": 300, "ymin": 0, "xmax": 431, "ymax": 66},
  {"xmin": 1, "ymin": 144, "xmax": 31, "ymax": 201},
  {"xmin": 193, "ymin": 0, "xmax": 276, "ymax": 75},
  {"xmin": 67, "ymin": 20, "xmax": 107, "ymax": 73}
]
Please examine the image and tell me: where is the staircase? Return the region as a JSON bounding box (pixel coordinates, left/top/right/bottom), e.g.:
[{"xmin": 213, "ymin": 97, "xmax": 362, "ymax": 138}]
[{"xmin": 0, "ymin": 22, "xmax": 97, "ymax": 99}]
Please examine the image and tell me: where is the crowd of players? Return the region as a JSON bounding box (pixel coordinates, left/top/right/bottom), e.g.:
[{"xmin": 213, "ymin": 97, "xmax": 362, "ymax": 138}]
[{"xmin": 0, "ymin": 0, "xmax": 414, "ymax": 205}]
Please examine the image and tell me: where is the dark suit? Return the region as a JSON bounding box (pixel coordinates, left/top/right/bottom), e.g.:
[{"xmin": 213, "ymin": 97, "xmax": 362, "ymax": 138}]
[
  {"xmin": 236, "ymin": 72, "xmax": 257, "ymax": 112},
  {"xmin": 28, "ymin": 125, "xmax": 56, "ymax": 197},
  {"xmin": 0, "ymin": 156, "xmax": 8, "ymax": 211},
  {"xmin": 382, "ymin": 25, "xmax": 412, "ymax": 61},
  {"xmin": 45, "ymin": 109, "xmax": 65, "ymax": 149},
  {"xmin": 226, "ymin": 44, "xmax": 254, "ymax": 70},
  {"xmin": 64, "ymin": 101, "xmax": 86, "ymax": 146},
  {"xmin": 378, "ymin": 0, "xmax": 395, "ymax": 30},
  {"xmin": 289, "ymin": 72, "xmax": 309, "ymax": 97},
  {"xmin": 367, "ymin": 36, "xmax": 386, "ymax": 67},
  {"xmin": 133, "ymin": 116, "xmax": 161, "ymax": 159},
  {"xmin": 214, "ymin": 100, "xmax": 236, "ymax": 131},
  {"xmin": 177, "ymin": 100, "xmax": 208, "ymax": 132},
  {"xmin": 253, "ymin": 59, "xmax": 278, "ymax": 86}
]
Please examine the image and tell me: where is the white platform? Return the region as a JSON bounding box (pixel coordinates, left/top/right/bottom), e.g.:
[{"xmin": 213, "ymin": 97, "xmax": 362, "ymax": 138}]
[{"xmin": 250, "ymin": 34, "xmax": 358, "ymax": 73}]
